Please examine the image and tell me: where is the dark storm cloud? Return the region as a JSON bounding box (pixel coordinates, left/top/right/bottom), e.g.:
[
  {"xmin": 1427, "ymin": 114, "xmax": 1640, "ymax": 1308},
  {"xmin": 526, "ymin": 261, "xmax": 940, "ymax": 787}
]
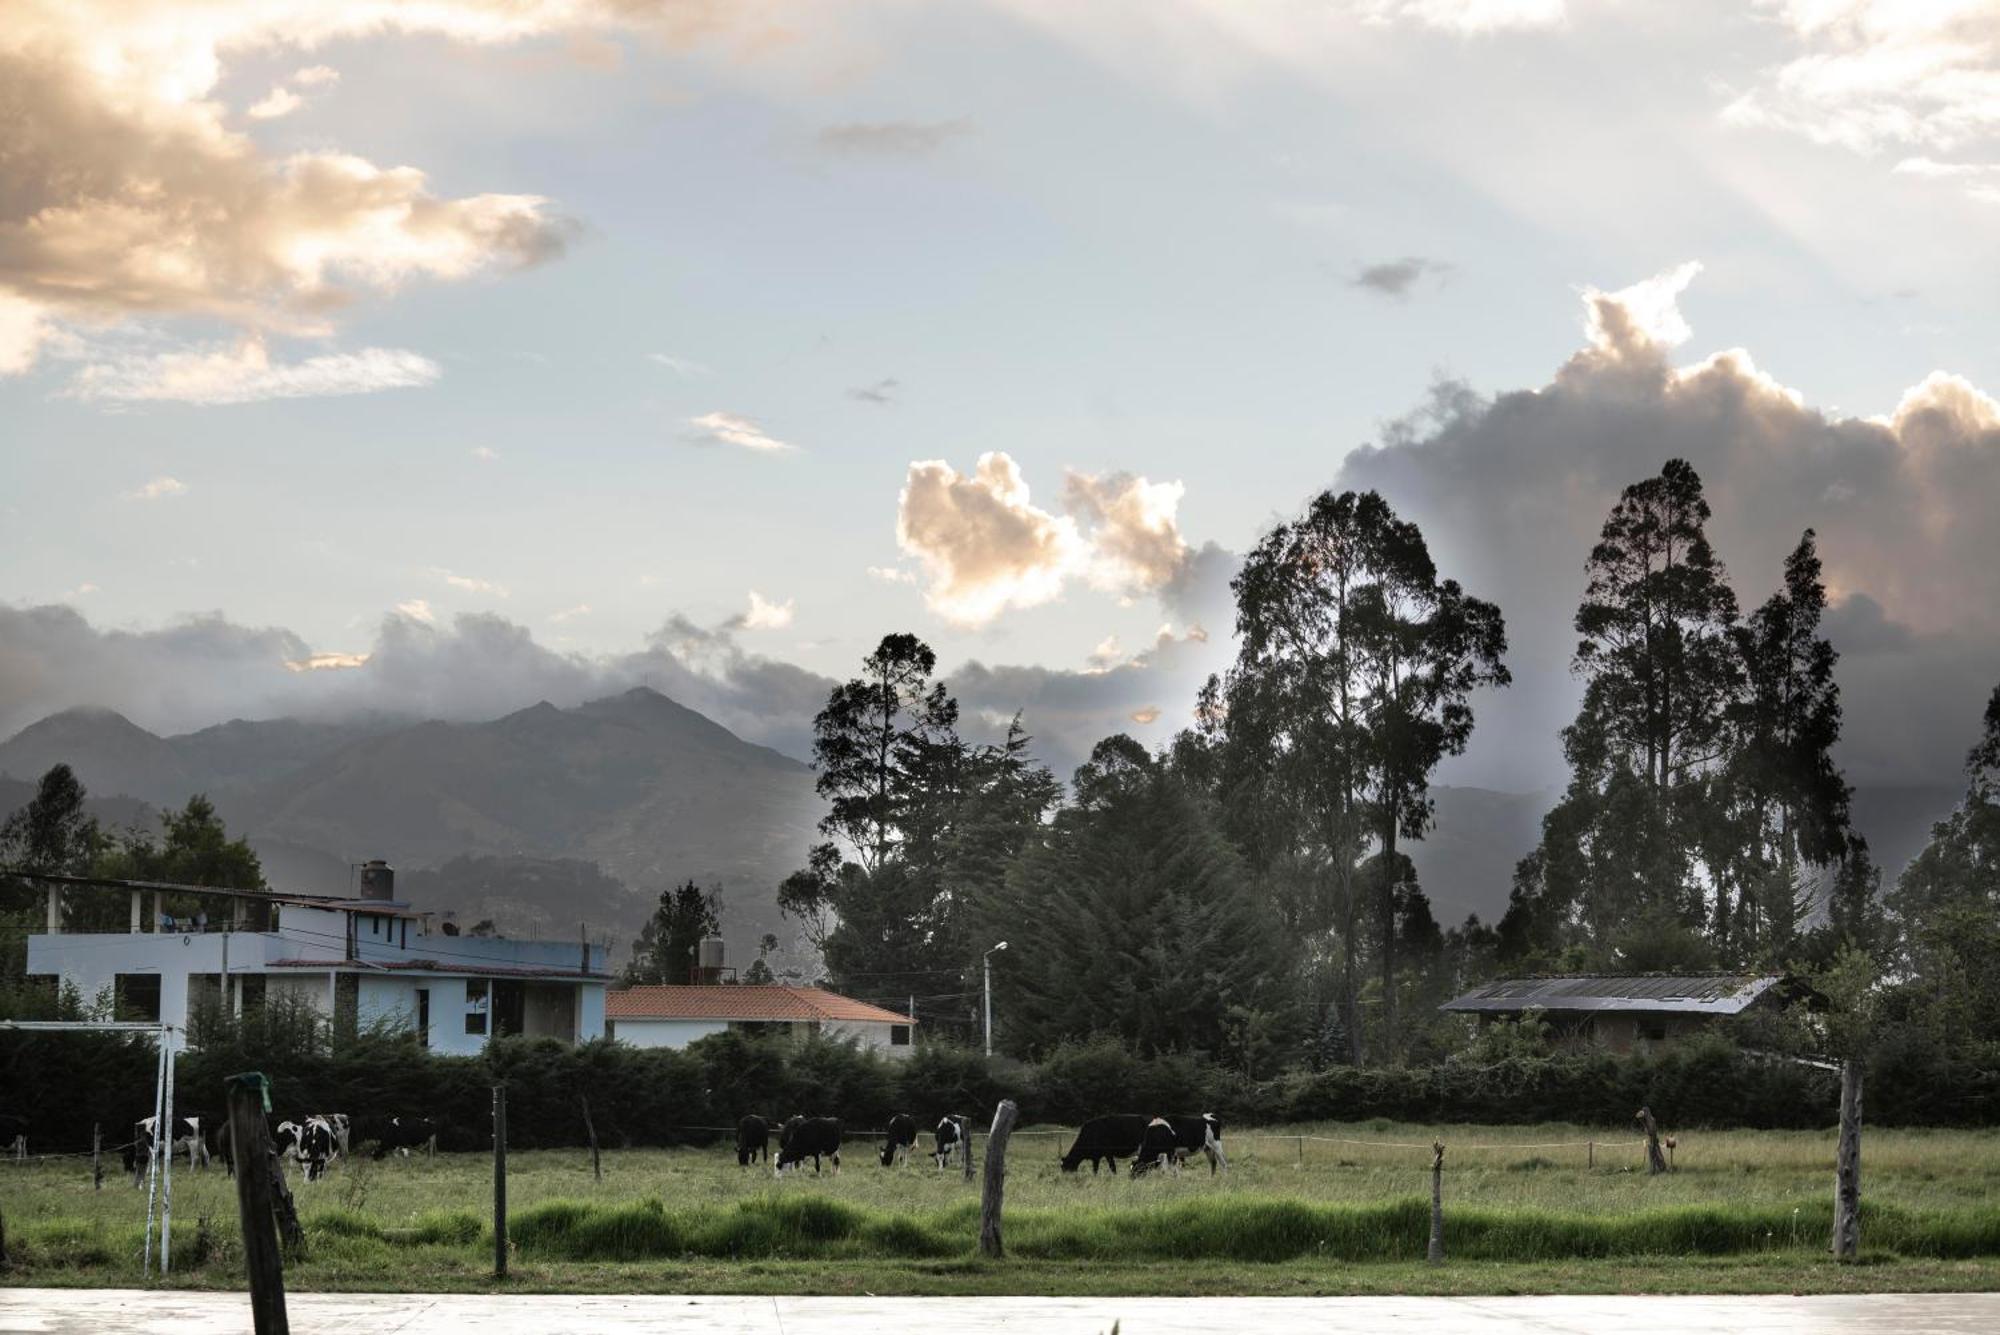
[{"xmin": 1334, "ymin": 266, "xmax": 2000, "ymax": 788}]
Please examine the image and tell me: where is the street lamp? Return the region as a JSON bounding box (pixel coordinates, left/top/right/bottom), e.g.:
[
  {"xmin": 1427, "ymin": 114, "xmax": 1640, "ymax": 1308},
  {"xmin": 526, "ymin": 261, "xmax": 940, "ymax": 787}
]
[{"xmin": 983, "ymin": 940, "xmax": 1009, "ymax": 1058}]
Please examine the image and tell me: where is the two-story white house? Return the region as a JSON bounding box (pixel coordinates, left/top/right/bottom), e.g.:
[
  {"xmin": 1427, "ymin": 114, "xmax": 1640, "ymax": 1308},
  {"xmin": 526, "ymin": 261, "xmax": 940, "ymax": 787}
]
[{"xmin": 24, "ymin": 862, "xmax": 608, "ymax": 1055}]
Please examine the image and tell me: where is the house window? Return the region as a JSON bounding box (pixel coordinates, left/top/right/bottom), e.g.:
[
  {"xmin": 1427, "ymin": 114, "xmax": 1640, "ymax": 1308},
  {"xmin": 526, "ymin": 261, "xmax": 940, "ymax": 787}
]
[
  {"xmin": 890, "ymin": 1024, "xmax": 911, "ymax": 1047},
  {"xmin": 1639, "ymin": 1020, "xmax": 1669, "ymax": 1043},
  {"xmin": 465, "ymin": 980, "xmax": 489, "ymax": 1036},
  {"xmin": 114, "ymin": 973, "xmax": 161, "ymax": 1022}
]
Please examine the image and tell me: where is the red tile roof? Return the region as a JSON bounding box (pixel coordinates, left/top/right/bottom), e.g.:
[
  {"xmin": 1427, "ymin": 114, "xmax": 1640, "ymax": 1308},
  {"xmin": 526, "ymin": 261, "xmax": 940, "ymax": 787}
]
[{"xmin": 606, "ymin": 985, "xmax": 913, "ymax": 1025}]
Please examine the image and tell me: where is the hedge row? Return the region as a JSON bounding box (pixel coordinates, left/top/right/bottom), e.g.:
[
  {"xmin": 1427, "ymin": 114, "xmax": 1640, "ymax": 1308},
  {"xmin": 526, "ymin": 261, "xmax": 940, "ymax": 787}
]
[{"xmin": 4, "ymin": 1026, "xmax": 1996, "ymax": 1156}]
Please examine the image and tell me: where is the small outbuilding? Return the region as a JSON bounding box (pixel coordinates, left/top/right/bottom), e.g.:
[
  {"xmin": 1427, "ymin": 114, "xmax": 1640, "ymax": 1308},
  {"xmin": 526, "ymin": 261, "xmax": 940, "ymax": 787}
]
[
  {"xmin": 1440, "ymin": 973, "xmax": 1784, "ymax": 1053},
  {"xmin": 606, "ymin": 984, "xmax": 916, "ymax": 1058}
]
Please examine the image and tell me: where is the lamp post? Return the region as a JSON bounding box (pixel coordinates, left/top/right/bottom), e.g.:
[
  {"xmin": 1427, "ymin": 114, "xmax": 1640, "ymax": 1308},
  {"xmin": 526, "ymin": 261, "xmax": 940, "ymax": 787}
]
[{"xmin": 983, "ymin": 940, "xmax": 1009, "ymax": 1058}]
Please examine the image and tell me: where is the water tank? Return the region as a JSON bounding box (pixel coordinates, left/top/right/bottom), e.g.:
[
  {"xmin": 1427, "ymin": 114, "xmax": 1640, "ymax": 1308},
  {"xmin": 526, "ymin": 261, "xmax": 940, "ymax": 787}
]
[
  {"xmin": 698, "ymin": 937, "xmax": 726, "ymax": 973},
  {"xmin": 358, "ymin": 860, "xmax": 395, "ymax": 901}
]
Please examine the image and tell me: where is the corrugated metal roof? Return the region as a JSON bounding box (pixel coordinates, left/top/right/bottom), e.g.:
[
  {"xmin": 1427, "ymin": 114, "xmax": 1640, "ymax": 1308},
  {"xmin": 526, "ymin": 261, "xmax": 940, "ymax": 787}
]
[
  {"xmin": 1440, "ymin": 974, "xmax": 1782, "ymax": 1016},
  {"xmin": 607, "ymin": 985, "xmax": 913, "ymax": 1025}
]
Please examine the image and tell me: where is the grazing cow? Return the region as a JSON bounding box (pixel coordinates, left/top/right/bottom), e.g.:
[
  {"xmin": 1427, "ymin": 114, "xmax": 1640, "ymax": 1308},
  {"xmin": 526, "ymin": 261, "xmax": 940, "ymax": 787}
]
[
  {"xmin": 124, "ymin": 1115, "xmax": 209, "ymax": 1184},
  {"xmin": 775, "ymin": 1116, "xmax": 842, "ymax": 1176},
  {"xmin": 1060, "ymin": 1114, "xmax": 1151, "ymax": 1174},
  {"xmin": 931, "ymin": 1116, "xmax": 963, "ymax": 1170},
  {"xmin": 736, "ymin": 1114, "xmax": 771, "ymax": 1166},
  {"xmin": 880, "ymin": 1113, "xmax": 918, "ymax": 1168},
  {"xmin": 0, "ymin": 1112, "xmax": 27, "ymax": 1160},
  {"xmin": 292, "ymin": 1116, "xmax": 336, "ymax": 1182},
  {"xmin": 1163, "ymin": 1113, "xmax": 1226, "ymax": 1174},
  {"xmin": 366, "ymin": 1114, "xmax": 439, "ymax": 1160},
  {"xmin": 1127, "ymin": 1118, "xmax": 1181, "ymax": 1178}
]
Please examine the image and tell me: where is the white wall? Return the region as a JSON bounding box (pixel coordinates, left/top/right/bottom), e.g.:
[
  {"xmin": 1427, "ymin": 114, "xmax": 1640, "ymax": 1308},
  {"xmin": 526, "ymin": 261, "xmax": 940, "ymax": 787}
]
[{"xmin": 826, "ymin": 1019, "xmax": 915, "ymax": 1060}]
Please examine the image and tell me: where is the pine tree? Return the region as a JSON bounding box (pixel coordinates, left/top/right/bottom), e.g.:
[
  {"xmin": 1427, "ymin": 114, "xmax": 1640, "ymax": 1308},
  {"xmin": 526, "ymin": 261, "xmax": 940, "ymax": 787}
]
[{"xmin": 623, "ymin": 881, "xmax": 721, "ymax": 985}]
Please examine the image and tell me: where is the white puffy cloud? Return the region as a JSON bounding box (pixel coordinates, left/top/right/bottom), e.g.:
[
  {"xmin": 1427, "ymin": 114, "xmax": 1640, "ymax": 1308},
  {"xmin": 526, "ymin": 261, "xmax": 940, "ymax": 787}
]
[
  {"xmin": 895, "ymin": 452, "xmax": 1197, "ymax": 627},
  {"xmin": 124, "ymin": 476, "xmax": 188, "ymax": 501},
  {"xmin": 246, "ymin": 86, "xmax": 304, "ymax": 120},
  {"xmin": 395, "ymin": 599, "xmax": 437, "ymax": 624},
  {"xmin": 63, "ymin": 339, "xmax": 441, "ymax": 405},
  {"xmin": 733, "ymin": 590, "xmax": 795, "ymax": 631},
  {"xmin": 1338, "ymin": 261, "xmax": 2000, "ymax": 787},
  {"xmin": 0, "ymin": 1, "xmax": 770, "ymax": 379},
  {"xmin": 431, "ymin": 568, "xmax": 510, "ymax": 598},
  {"xmin": 686, "ymin": 411, "xmax": 794, "ymax": 453},
  {"xmin": 1724, "ymin": 1, "xmax": 2000, "ymax": 196}
]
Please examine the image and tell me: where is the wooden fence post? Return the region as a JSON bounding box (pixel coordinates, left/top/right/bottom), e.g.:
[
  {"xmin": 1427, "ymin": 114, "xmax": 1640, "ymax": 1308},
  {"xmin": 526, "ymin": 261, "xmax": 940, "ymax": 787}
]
[
  {"xmin": 581, "ymin": 1094, "xmax": 601, "ymax": 1184},
  {"xmin": 1637, "ymin": 1106, "xmax": 1667, "ymax": 1175},
  {"xmin": 493, "ymin": 1085, "xmax": 509, "ymax": 1279},
  {"xmin": 1833, "ymin": 1059, "xmax": 1863, "ymax": 1261},
  {"xmin": 1297, "ymin": 1135, "xmax": 1304, "ymax": 1169},
  {"xmin": 1427, "ymin": 1141, "xmax": 1445, "ymax": 1264},
  {"xmin": 225, "ymin": 1072, "xmax": 289, "ymax": 1335},
  {"xmin": 961, "ymin": 1115, "xmax": 975, "ymax": 1184},
  {"xmin": 979, "ymin": 1100, "xmax": 1019, "ymax": 1259},
  {"xmin": 1587, "ymin": 1139, "xmax": 1594, "ymax": 1170},
  {"xmin": 93, "ymin": 1124, "xmax": 103, "ymax": 1190}
]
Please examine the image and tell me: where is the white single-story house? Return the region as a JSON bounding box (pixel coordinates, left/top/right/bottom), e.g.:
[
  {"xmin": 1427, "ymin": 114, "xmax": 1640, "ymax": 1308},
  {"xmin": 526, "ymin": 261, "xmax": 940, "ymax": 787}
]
[
  {"xmin": 607, "ymin": 985, "xmax": 916, "ymax": 1058},
  {"xmin": 24, "ymin": 866, "xmax": 608, "ymax": 1055}
]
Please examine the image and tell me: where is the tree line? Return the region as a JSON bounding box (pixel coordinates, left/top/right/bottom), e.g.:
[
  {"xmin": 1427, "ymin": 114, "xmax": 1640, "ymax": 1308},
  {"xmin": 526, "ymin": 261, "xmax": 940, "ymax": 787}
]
[{"xmin": 758, "ymin": 462, "xmax": 2000, "ymax": 1076}]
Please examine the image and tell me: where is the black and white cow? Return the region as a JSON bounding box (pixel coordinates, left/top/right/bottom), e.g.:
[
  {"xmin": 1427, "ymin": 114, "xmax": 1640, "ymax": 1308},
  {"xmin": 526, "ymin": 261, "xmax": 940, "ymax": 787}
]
[
  {"xmin": 1129, "ymin": 1114, "xmax": 1227, "ymax": 1177},
  {"xmin": 930, "ymin": 1116, "xmax": 963, "ymax": 1170},
  {"xmin": 124, "ymin": 1115, "xmax": 209, "ymax": 1184},
  {"xmin": 736, "ymin": 1114, "xmax": 771, "ymax": 1166},
  {"xmin": 879, "ymin": 1113, "xmax": 917, "ymax": 1168},
  {"xmin": 366, "ymin": 1114, "xmax": 438, "ymax": 1160},
  {"xmin": 1127, "ymin": 1118, "xmax": 1182, "ymax": 1178},
  {"xmin": 273, "ymin": 1118, "xmax": 333, "ymax": 1180},
  {"xmin": 0, "ymin": 1112, "xmax": 27, "ymax": 1160},
  {"xmin": 1059, "ymin": 1114, "xmax": 1150, "ymax": 1174},
  {"xmin": 775, "ymin": 1116, "xmax": 842, "ymax": 1176}
]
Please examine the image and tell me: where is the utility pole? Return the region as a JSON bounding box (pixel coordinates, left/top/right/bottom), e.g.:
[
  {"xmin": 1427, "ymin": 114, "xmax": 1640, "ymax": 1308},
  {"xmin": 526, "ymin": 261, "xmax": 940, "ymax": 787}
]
[{"xmin": 982, "ymin": 940, "xmax": 1008, "ymax": 1058}]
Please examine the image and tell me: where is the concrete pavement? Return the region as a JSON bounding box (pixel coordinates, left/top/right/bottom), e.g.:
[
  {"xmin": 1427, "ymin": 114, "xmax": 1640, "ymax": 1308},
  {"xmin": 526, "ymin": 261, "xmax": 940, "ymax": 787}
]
[{"xmin": 5, "ymin": 1291, "xmax": 2000, "ymax": 1334}]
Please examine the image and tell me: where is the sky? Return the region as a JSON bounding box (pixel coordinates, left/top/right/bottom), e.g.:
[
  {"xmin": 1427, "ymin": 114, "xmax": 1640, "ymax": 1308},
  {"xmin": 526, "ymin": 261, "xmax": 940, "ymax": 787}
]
[{"xmin": 4, "ymin": 0, "xmax": 2000, "ymax": 790}]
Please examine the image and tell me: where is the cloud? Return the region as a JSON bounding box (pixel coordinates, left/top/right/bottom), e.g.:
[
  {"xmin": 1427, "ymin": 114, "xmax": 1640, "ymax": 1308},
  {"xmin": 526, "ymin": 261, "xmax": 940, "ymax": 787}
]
[
  {"xmin": 816, "ymin": 119, "xmax": 972, "ymax": 156},
  {"xmin": 431, "ymin": 568, "xmax": 510, "ymax": 598},
  {"xmin": 648, "ymin": 353, "xmax": 713, "ymax": 378},
  {"xmin": 1352, "ymin": 256, "xmax": 1451, "ymax": 298},
  {"xmin": 685, "ymin": 411, "xmax": 794, "ymax": 453},
  {"xmin": 848, "ymin": 378, "xmax": 899, "ymax": 404},
  {"xmin": 395, "ymin": 599, "xmax": 437, "ymax": 624},
  {"xmin": 1129, "ymin": 705, "xmax": 1163, "ymax": 725},
  {"xmin": 247, "ymin": 86, "xmax": 304, "ymax": 120},
  {"xmin": 1358, "ymin": 0, "xmax": 1565, "ymax": 34},
  {"xmin": 1335, "ymin": 260, "xmax": 2000, "ymax": 788},
  {"xmin": 124, "ymin": 476, "xmax": 188, "ymax": 502},
  {"xmin": 895, "ymin": 453, "xmax": 1197, "ymax": 627},
  {"xmin": 284, "ymin": 650, "xmax": 369, "ymax": 673},
  {"xmin": 1723, "ymin": 2, "xmax": 2000, "ymax": 196},
  {"xmin": 292, "ymin": 65, "xmax": 340, "ymax": 88},
  {"xmin": 548, "ymin": 603, "xmax": 591, "ymax": 624},
  {"xmin": 61, "ymin": 583, "xmax": 100, "ymax": 599},
  {"xmin": 730, "ymin": 590, "xmax": 795, "ymax": 631},
  {"xmin": 0, "ymin": 1, "xmax": 767, "ymax": 376},
  {"xmin": 896, "ymin": 454, "xmax": 1088, "ymax": 625},
  {"xmin": 62, "ymin": 339, "xmax": 442, "ymax": 405},
  {"xmin": 866, "ymin": 565, "xmax": 917, "ymax": 584},
  {"xmin": 470, "ymin": 446, "xmax": 499, "ymax": 461}
]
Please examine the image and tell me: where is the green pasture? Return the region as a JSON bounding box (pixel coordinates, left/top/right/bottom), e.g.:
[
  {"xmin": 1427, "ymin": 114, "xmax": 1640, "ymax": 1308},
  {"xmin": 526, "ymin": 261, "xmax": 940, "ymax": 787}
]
[{"xmin": 5, "ymin": 1121, "xmax": 2000, "ymax": 1294}]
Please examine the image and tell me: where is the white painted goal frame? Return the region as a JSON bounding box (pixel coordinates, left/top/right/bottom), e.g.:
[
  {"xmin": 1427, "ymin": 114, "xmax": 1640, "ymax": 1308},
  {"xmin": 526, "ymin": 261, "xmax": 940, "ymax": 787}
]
[{"xmin": 0, "ymin": 1018, "xmax": 178, "ymax": 1277}]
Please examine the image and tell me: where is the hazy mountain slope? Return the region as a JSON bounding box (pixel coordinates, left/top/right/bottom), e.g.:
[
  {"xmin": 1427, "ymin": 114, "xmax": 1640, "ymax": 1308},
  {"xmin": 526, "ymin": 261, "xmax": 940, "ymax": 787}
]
[
  {"xmin": 0, "ymin": 708, "xmax": 195, "ymax": 806},
  {"xmin": 223, "ymin": 688, "xmax": 820, "ymax": 953}
]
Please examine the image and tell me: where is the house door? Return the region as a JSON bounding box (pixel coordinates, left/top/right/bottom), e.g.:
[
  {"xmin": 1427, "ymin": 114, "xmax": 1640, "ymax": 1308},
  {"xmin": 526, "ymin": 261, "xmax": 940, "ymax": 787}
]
[{"xmin": 416, "ymin": 988, "xmax": 430, "ymax": 1048}]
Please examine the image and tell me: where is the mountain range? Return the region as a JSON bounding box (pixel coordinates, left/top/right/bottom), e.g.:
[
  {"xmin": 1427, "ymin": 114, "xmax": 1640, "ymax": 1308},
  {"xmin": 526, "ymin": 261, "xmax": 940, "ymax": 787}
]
[{"xmin": 0, "ymin": 691, "xmax": 1966, "ymax": 963}]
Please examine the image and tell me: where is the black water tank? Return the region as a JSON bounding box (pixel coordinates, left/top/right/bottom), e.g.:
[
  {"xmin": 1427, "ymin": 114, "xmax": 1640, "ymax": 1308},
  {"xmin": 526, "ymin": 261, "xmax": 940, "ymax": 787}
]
[{"xmin": 358, "ymin": 859, "xmax": 395, "ymax": 901}]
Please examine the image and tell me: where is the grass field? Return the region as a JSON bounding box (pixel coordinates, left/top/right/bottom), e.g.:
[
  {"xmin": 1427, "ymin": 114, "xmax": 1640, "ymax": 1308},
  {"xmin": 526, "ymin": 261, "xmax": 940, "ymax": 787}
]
[{"xmin": 5, "ymin": 1120, "xmax": 2000, "ymax": 1295}]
